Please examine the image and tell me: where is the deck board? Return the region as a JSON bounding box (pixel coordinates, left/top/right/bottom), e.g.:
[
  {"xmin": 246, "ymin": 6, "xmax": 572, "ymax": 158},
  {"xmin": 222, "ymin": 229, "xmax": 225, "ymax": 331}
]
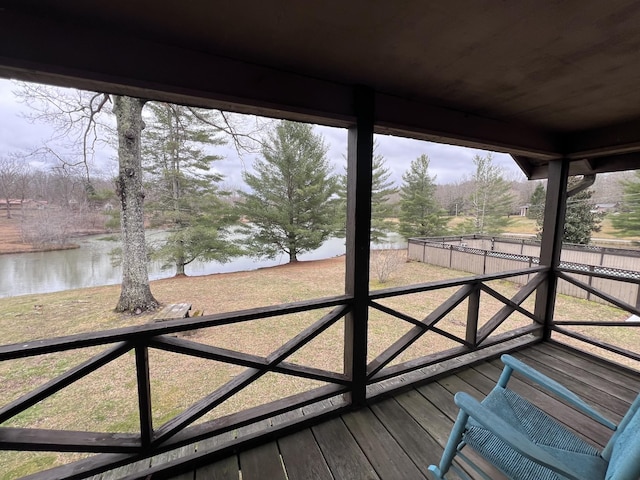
[
  {"xmin": 278, "ymin": 429, "xmax": 333, "ymax": 480},
  {"xmin": 239, "ymin": 442, "xmax": 286, "ymax": 480},
  {"xmin": 369, "ymin": 398, "xmax": 447, "ymax": 478},
  {"xmin": 312, "ymin": 417, "xmax": 380, "ymax": 480},
  {"xmin": 194, "ymin": 455, "xmax": 238, "ymax": 480},
  {"xmin": 342, "ymin": 407, "xmax": 427, "ymax": 480},
  {"xmin": 86, "ymin": 344, "xmax": 638, "ymax": 480}
]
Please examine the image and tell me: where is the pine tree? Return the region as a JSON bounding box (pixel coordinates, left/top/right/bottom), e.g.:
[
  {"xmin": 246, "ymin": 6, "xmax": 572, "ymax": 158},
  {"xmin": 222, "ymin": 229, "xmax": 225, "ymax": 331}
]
[
  {"xmin": 398, "ymin": 154, "xmax": 446, "ymax": 238},
  {"xmin": 461, "ymin": 153, "xmax": 514, "ymax": 234},
  {"xmin": 527, "ymin": 182, "xmax": 546, "ymax": 219},
  {"xmin": 611, "ymin": 170, "xmax": 640, "ymax": 236},
  {"xmin": 239, "ymin": 120, "xmax": 340, "ymax": 262},
  {"xmin": 336, "ymin": 146, "xmax": 398, "ymax": 243},
  {"xmin": 143, "ymin": 103, "xmax": 242, "ymax": 275},
  {"xmin": 369, "ymin": 152, "xmax": 398, "ymax": 243},
  {"xmin": 535, "ymin": 177, "xmax": 602, "ymax": 244}
]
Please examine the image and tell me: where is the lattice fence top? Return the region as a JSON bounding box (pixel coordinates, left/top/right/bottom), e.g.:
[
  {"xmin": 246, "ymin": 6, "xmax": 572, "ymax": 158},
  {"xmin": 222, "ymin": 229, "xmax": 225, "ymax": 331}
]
[
  {"xmin": 411, "ymin": 237, "xmax": 640, "ymax": 280},
  {"xmin": 409, "ymin": 235, "xmax": 640, "ymax": 258}
]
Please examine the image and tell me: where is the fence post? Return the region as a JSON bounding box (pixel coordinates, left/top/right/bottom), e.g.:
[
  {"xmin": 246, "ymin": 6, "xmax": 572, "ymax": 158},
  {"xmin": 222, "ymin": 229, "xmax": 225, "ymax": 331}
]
[
  {"xmin": 483, "ymin": 250, "xmax": 487, "ymax": 274},
  {"xmin": 587, "ymin": 265, "xmax": 594, "ymax": 301}
]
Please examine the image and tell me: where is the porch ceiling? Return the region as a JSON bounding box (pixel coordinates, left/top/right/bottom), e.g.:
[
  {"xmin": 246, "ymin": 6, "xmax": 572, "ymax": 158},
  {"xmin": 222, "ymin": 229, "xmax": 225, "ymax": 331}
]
[{"xmin": 2, "ymin": 1, "xmax": 640, "ymax": 178}]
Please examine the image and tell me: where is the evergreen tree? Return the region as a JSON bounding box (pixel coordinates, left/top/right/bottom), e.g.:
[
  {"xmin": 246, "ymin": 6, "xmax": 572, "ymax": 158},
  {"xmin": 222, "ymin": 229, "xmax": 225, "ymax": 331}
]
[
  {"xmin": 535, "ymin": 177, "xmax": 602, "ymax": 244},
  {"xmin": 461, "ymin": 153, "xmax": 514, "ymax": 234},
  {"xmin": 369, "ymin": 152, "xmax": 398, "ymax": 243},
  {"xmin": 398, "ymin": 154, "xmax": 446, "ymax": 238},
  {"xmin": 143, "ymin": 103, "xmax": 242, "ymax": 275},
  {"xmin": 612, "ymin": 170, "xmax": 640, "ymax": 236},
  {"xmin": 336, "ymin": 146, "xmax": 398, "ymax": 243},
  {"xmin": 239, "ymin": 120, "xmax": 340, "ymax": 262},
  {"xmin": 527, "ymin": 182, "xmax": 546, "ymax": 219}
]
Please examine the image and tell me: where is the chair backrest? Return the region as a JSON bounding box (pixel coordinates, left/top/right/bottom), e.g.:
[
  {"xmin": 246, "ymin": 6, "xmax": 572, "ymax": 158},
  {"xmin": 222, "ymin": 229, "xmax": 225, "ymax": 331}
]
[{"xmin": 605, "ymin": 393, "xmax": 640, "ymax": 480}]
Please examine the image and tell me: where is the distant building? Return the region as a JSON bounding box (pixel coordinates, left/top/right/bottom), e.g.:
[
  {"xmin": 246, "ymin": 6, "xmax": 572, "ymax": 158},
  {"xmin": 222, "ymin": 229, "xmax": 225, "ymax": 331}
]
[{"xmin": 592, "ymin": 203, "xmax": 618, "ymax": 213}]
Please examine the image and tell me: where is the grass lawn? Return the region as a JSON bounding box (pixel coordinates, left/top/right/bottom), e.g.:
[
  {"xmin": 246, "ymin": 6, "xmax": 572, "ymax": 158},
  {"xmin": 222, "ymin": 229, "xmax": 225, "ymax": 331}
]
[{"xmin": 0, "ymin": 255, "xmax": 637, "ymax": 479}]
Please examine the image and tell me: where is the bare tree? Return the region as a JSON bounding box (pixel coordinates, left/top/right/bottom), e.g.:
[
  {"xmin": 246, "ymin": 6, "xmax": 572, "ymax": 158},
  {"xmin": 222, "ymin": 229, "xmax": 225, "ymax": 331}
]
[
  {"xmin": 0, "ymin": 153, "xmax": 28, "ymax": 218},
  {"xmin": 15, "ymin": 81, "xmax": 266, "ymax": 313},
  {"xmin": 16, "ymin": 82, "xmax": 113, "ymax": 184}
]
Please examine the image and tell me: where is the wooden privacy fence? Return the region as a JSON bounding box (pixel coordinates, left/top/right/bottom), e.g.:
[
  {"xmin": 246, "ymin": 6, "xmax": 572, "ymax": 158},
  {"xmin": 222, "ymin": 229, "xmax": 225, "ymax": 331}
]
[{"xmin": 408, "ymin": 237, "xmax": 640, "ymax": 308}]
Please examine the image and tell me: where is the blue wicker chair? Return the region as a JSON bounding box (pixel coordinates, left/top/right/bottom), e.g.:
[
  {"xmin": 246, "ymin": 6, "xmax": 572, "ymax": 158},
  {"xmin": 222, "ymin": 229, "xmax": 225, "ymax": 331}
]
[{"xmin": 428, "ymin": 354, "xmax": 640, "ymax": 480}]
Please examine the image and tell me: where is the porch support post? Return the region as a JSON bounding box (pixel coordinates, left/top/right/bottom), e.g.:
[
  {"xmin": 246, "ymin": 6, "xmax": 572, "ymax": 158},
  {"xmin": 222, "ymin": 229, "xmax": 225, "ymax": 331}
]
[
  {"xmin": 534, "ymin": 158, "xmax": 570, "ymax": 340},
  {"xmin": 344, "ymin": 86, "xmax": 374, "ymax": 407}
]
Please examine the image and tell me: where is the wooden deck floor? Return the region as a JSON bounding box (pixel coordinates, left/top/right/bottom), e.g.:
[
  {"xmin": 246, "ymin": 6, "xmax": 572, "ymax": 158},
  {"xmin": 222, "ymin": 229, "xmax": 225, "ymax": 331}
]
[{"xmin": 99, "ymin": 342, "xmax": 640, "ymax": 480}]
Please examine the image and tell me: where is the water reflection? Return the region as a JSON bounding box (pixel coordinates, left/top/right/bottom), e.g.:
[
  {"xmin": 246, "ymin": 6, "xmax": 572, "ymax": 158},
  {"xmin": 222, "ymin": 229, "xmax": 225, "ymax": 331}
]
[{"xmin": 0, "ymin": 232, "xmax": 406, "ymax": 298}]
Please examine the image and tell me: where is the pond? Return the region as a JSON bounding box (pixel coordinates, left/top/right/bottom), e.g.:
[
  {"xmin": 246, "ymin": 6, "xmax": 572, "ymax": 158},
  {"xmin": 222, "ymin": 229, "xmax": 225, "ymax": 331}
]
[{"xmin": 0, "ymin": 231, "xmax": 406, "ymax": 298}]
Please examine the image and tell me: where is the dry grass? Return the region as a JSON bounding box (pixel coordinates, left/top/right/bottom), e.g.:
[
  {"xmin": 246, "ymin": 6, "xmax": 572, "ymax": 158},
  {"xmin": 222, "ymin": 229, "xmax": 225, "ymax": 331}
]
[{"xmin": 1, "ymin": 255, "xmax": 638, "ymax": 478}]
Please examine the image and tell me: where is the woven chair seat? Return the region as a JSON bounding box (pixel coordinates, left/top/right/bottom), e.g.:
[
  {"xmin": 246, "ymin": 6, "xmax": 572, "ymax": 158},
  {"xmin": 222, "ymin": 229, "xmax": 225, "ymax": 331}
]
[{"xmin": 463, "ymin": 387, "xmax": 608, "ymax": 480}]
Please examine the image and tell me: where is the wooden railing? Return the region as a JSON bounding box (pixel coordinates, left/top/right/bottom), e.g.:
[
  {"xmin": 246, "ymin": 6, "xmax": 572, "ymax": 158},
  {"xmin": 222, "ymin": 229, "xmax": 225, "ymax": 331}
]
[
  {"xmin": 553, "ymin": 266, "xmax": 640, "ymax": 364},
  {"xmin": 366, "ymin": 267, "xmax": 547, "ymax": 389},
  {"xmin": 0, "ymin": 266, "xmax": 549, "ymax": 479}
]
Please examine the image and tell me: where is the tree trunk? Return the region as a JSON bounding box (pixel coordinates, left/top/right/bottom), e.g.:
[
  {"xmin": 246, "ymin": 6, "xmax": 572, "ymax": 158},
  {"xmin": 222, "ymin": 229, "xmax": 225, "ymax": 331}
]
[
  {"xmin": 175, "ymin": 261, "xmax": 186, "ymax": 276},
  {"xmin": 114, "ymin": 96, "xmax": 158, "ymax": 313}
]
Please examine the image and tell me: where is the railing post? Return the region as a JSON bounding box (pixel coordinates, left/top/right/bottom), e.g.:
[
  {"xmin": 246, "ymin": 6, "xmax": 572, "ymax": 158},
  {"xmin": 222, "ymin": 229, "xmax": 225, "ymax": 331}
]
[
  {"xmin": 466, "ymin": 283, "xmax": 480, "ymax": 348},
  {"xmin": 135, "ymin": 343, "xmax": 153, "ymax": 447},
  {"xmin": 344, "ymin": 86, "xmax": 374, "ymax": 407},
  {"xmin": 534, "ymin": 158, "xmax": 570, "ymax": 340}
]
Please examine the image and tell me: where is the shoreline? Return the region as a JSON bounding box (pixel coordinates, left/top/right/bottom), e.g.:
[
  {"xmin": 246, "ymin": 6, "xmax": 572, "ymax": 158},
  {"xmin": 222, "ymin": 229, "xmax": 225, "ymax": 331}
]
[{"xmin": 0, "ymin": 243, "xmax": 80, "ymax": 255}]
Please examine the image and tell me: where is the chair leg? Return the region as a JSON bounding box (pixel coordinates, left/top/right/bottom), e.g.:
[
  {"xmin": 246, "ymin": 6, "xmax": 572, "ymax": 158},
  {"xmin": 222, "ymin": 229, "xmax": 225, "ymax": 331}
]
[
  {"xmin": 496, "ymin": 364, "xmax": 513, "ymax": 388},
  {"xmin": 428, "ymin": 409, "xmax": 469, "ymax": 479}
]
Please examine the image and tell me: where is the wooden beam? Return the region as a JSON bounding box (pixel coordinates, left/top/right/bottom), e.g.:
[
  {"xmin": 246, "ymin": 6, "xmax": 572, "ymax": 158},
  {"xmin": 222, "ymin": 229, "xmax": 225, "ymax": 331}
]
[
  {"xmin": 466, "ymin": 283, "xmax": 481, "ymax": 348},
  {"xmin": 0, "ymin": 342, "xmax": 129, "ymax": 424},
  {"xmin": 134, "ymin": 344, "xmax": 153, "ymax": 448},
  {"xmin": 564, "ymin": 117, "xmax": 640, "ymax": 159},
  {"xmin": 266, "ymin": 305, "xmax": 349, "ymax": 365},
  {"xmin": 553, "ymin": 328, "xmax": 640, "ymax": 363},
  {"xmin": 370, "ymin": 266, "xmax": 547, "ymax": 300},
  {"xmin": 376, "ymin": 93, "xmax": 561, "ymax": 160},
  {"xmin": 0, "ymin": 9, "xmax": 354, "ymax": 127},
  {"xmin": 0, "ymin": 427, "xmax": 140, "ymax": 453},
  {"xmin": 367, "ymin": 284, "xmax": 474, "ymax": 378},
  {"xmin": 534, "ymin": 158, "xmax": 570, "ymax": 339},
  {"xmin": 149, "ymin": 336, "xmax": 348, "ymax": 384},
  {"xmin": 369, "ymin": 324, "xmax": 542, "ymax": 382},
  {"xmin": 152, "ymin": 368, "xmax": 263, "ymax": 446},
  {"xmin": 0, "ymin": 10, "xmax": 566, "ymax": 161},
  {"xmin": 20, "ymin": 384, "xmax": 348, "ymax": 480},
  {"xmin": 557, "ymin": 272, "xmax": 640, "ymax": 317},
  {"xmin": 344, "ymin": 86, "xmax": 374, "ymax": 407},
  {"xmin": 0, "ymin": 295, "xmax": 350, "ymax": 360},
  {"xmin": 523, "ymin": 153, "xmax": 640, "ymax": 180}
]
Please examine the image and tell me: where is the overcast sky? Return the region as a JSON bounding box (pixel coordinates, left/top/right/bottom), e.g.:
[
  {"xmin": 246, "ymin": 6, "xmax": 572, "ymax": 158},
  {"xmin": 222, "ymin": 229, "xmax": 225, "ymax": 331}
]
[{"xmin": 0, "ymin": 78, "xmax": 526, "ymax": 187}]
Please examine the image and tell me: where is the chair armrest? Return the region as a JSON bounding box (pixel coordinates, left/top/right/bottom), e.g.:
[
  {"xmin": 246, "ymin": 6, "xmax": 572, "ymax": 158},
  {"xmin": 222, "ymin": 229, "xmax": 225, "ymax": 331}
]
[
  {"xmin": 454, "ymin": 392, "xmax": 583, "ymax": 480},
  {"xmin": 500, "ymin": 354, "xmax": 616, "ymax": 430}
]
